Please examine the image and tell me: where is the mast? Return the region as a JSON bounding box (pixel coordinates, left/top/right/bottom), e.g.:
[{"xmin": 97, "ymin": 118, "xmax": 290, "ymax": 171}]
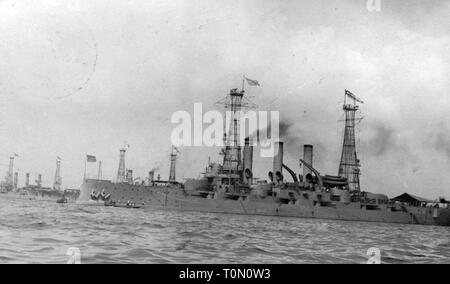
[
  {"xmin": 217, "ymin": 88, "xmax": 244, "ymax": 181},
  {"xmin": 338, "ymin": 90, "xmax": 363, "ymax": 192},
  {"xmin": 5, "ymin": 156, "xmax": 15, "ymax": 189},
  {"xmin": 2, "ymin": 154, "xmax": 18, "ymax": 192},
  {"xmin": 116, "ymin": 145, "xmax": 128, "ymax": 183},
  {"xmin": 169, "ymin": 146, "xmax": 180, "ymax": 182},
  {"xmin": 215, "ymin": 77, "xmax": 257, "ymax": 186},
  {"xmin": 13, "ymin": 172, "xmax": 18, "ymax": 191},
  {"xmin": 53, "ymin": 157, "xmax": 62, "ymax": 190}
]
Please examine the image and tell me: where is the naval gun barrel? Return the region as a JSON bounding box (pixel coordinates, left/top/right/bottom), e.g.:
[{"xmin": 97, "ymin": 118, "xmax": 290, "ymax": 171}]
[
  {"xmin": 243, "ymin": 137, "xmax": 253, "ymax": 184},
  {"xmin": 273, "ymin": 142, "xmax": 284, "ymax": 185}
]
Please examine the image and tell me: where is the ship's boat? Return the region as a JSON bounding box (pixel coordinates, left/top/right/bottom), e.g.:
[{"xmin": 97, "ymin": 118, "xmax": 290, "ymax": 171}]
[
  {"xmin": 76, "ymin": 87, "xmax": 450, "ymax": 226},
  {"xmin": 104, "ymin": 200, "xmax": 141, "ymax": 209},
  {"xmin": 56, "ymin": 197, "xmax": 68, "ymax": 204}
]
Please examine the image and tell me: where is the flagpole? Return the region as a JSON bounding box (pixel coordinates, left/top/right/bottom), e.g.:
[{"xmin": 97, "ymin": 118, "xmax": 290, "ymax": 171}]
[
  {"xmin": 83, "ymin": 155, "xmax": 87, "ymax": 182},
  {"xmin": 98, "ymin": 161, "xmax": 102, "ymax": 181},
  {"xmin": 242, "ymin": 74, "xmax": 246, "ymax": 92}
]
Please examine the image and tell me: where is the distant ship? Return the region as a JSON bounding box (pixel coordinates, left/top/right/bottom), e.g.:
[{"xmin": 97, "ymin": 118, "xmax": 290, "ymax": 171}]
[
  {"xmin": 77, "ymin": 86, "xmax": 450, "ymax": 226},
  {"xmin": 0, "ymin": 157, "xmax": 79, "ymax": 202}
]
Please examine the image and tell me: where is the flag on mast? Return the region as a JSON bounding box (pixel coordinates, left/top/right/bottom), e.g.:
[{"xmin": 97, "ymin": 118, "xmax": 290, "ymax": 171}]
[
  {"xmin": 86, "ymin": 155, "xmax": 97, "ymax": 162},
  {"xmin": 244, "ymin": 76, "xmax": 260, "ymax": 86}
]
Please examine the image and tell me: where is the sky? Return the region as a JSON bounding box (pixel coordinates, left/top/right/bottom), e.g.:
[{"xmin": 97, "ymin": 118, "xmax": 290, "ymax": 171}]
[{"xmin": 0, "ymin": 0, "xmax": 449, "ymax": 199}]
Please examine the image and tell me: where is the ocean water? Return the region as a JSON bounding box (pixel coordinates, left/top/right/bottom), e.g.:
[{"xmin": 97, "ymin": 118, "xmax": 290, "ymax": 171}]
[{"xmin": 0, "ymin": 195, "xmax": 449, "ymax": 264}]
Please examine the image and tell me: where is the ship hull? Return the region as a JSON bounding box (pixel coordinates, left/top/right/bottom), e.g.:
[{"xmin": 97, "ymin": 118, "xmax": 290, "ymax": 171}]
[{"xmin": 78, "ymin": 180, "xmax": 450, "ymax": 227}]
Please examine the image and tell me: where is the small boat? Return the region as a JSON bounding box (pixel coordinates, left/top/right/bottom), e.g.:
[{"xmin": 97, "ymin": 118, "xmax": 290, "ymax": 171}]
[
  {"xmin": 104, "ymin": 200, "xmax": 141, "ymax": 209},
  {"xmin": 56, "ymin": 197, "xmax": 68, "ymax": 204}
]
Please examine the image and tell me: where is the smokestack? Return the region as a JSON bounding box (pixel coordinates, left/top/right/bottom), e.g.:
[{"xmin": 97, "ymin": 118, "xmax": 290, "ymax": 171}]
[
  {"xmin": 273, "ymin": 142, "xmax": 284, "ymax": 185},
  {"xmin": 6, "ymin": 156, "xmax": 14, "ymax": 186},
  {"xmin": 13, "ymin": 172, "xmax": 18, "ymax": 190},
  {"xmin": 98, "ymin": 161, "xmax": 102, "ymax": 180},
  {"xmin": 36, "ymin": 174, "xmax": 42, "ymax": 187},
  {"xmin": 148, "ymin": 171, "xmax": 154, "ymax": 185},
  {"xmin": 126, "ymin": 170, "xmax": 133, "ymax": 184},
  {"xmin": 243, "ymin": 138, "xmax": 254, "ymax": 184},
  {"xmin": 25, "ymin": 173, "xmax": 30, "ymax": 187},
  {"xmin": 303, "ymin": 145, "xmax": 313, "ymax": 177}
]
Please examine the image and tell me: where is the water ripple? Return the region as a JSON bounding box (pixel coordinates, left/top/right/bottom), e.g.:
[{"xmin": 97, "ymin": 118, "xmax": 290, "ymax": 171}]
[{"xmin": 0, "ymin": 196, "xmax": 449, "ymax": 263}]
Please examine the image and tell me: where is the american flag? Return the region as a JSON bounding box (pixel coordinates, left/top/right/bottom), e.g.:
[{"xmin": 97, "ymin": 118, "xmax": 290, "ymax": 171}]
[{"xmin": 244, "ymin": 76, "xmax": 260, "ymax": 86}]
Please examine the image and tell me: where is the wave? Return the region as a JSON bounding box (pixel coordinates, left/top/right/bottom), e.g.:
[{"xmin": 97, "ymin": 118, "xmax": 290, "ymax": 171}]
[
  {"xmin": 141, "ymin": 222, "xmax": 165, "ymax": 229},
  {"xmin": 1, "ymin": 196, "xmax": 449, "ymax": 263},
  {"xmin": 32, "ymin": 237, "xmax": 65, "ymax": 243}
]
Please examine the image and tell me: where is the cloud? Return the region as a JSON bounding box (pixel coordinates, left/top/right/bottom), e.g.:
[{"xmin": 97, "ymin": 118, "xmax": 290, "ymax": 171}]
[{"xmin": 364, "ymin": 123, "xmax": 398, "ymax": 156}]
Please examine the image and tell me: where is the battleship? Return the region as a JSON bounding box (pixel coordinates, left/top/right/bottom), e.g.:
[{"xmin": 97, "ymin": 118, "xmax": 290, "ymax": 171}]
[
  {"xmin": 77, "ymin": 86, "xmax": 450, "ymax": 226},
  {"xmin": 0, "ymin": 156, "xmax": 79, "ymax": 202}
]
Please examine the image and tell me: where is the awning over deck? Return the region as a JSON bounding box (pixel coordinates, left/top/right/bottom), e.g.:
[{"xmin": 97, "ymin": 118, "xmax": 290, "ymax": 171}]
[{"xmin": 391, "ymin": 193, "xmax": 434, "ymax": 204}]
